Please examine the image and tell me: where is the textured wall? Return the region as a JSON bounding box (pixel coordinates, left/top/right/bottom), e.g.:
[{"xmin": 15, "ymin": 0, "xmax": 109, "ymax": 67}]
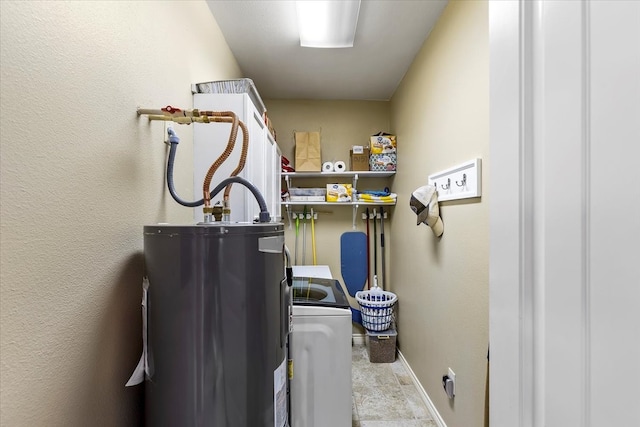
[
  {"xmin": 390, "ymin": 1, "xmax": 490, "ymax": 426},
  {"xmin": 0, "ymin": 1, "xmax": 241, "ymax": 425}
]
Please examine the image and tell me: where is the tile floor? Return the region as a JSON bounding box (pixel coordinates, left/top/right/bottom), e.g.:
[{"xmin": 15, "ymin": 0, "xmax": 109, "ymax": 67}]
[{"xmin": 352, "ymin": 344, "xmax": 438, "ymax": 427}]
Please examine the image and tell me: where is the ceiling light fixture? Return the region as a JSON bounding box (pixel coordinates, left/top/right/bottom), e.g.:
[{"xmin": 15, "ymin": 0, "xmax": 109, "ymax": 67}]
[{"xmin": 296, "ymin": 0, "xmax": 361, "ymax": 48}]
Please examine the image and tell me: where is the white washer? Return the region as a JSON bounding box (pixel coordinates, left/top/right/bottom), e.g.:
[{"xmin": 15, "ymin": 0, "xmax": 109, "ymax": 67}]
[{"xmin": 290, "ymin": 277, "xmax": 352, "ymax": 427}]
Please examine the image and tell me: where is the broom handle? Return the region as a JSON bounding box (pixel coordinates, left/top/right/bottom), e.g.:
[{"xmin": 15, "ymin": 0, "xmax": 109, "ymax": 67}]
[
  {"xmin": 366, "ymin": 208, "xmax": 370, "ymax": 290},
  {"xmin": 373, "ymin": 209, "xmax": 378, "ymax": 279},
  {"xmin": 380, "ymin": 206, "xmax": 385, "ymax": 290},
  {"xmin": 311, "ymin": 208, "xmax": 317, "ymax": 265}
]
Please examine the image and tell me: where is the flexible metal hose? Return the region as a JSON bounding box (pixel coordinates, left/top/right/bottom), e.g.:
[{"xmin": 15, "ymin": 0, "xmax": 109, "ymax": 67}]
[
  {"xmin": 223, "ymin": 119, "xmax": 249, "ymax": 201},
  {"xmin": 206, "ymin": 176, "xmax": 270, "ymax": 223},
  {"xmin": 150, "ymin": 107, "xmax": 250, "ymax": 210},
  {"xmin": 166, "ymin": 137, "xmax": 262, "ymax": 216},
  {"xmin": 200, "ymin": 111, "xmax": 239, "ymax": 207},
  {"xmin": 165, "ymin": 117, "xmax": 239, "ymax": 207},
  {"xmin": 166, "ymin": 125, "xmax": 226, "ymax": 207}
]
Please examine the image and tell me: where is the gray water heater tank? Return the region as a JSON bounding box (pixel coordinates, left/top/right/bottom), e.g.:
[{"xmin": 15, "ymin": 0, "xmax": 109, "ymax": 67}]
[{"xmin": 143, "ymin": 223, "xmax": 288, "ymax": 427}]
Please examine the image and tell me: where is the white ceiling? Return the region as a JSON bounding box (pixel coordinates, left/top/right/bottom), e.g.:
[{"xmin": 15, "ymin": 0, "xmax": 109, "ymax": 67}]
[{"xmin": 206, "ymin": 0, "xmax": 448, "ymax": 101}]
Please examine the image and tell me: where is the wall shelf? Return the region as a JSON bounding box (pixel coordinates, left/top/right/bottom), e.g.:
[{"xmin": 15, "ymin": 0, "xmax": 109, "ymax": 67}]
[
  {"xmin": 281, "ymin": 201, "xmax": 396, "ymax": 207},
  {"xmin": 282, "ymin": 171, "xmax": 395, "ymax": 179},
  {"xmin": 281, "ymin": 171, "xmax": 396, "ymax": 229}
]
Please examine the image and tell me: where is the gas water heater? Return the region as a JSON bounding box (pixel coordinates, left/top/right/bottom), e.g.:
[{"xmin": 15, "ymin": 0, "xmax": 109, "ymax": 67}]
[{"xmin": 144, "ymin": 222, "xmax": 289, "ymax": 427}]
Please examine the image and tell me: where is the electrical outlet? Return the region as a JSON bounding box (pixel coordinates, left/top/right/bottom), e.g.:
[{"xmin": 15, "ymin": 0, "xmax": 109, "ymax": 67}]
[{"xmin": 448, "ymin": 368, "xmax": 456, "ymax": 396}]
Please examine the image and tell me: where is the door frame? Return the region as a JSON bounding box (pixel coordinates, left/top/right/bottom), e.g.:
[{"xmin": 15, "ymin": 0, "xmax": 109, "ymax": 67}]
[{"xmin": 489, "ymin": 1, "xmax": 535, "ymax": 425}]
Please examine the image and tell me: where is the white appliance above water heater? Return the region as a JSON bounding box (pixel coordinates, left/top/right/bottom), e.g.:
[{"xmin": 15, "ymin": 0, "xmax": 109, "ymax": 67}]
[{"xmin": 192, "ymin": 82, "xmax": 281, "ymax": 223}]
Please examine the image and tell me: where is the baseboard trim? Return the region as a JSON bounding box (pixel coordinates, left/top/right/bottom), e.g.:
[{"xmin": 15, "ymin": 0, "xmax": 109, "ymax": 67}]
[{"xmin": 397, "ymin": 350, "xmax": 447, "ymax": 427}]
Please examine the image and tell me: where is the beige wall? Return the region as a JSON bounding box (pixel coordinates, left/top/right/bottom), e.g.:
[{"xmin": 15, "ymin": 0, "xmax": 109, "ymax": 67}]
[
  {"xmin": 1, "ymin": 1, "xmax": 489, "ymax": 425},
  {"xmin": 265, "ymin": 100, "xmax": 392, "ymax": 320},
  {"xmin": 0, "ymin": 1, "xmax": 241, "ymax": 425},
  {"xmin": 390, "ymin": 1, "xmax": 489, "ymax": 426}
]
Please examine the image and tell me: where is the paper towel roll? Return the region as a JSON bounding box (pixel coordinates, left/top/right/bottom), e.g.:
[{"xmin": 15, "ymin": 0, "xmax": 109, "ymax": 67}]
[
  {"xmin": 322, "ymin": 162, "xmax": 334, "ymax": 172},
  {"xmin": 334, "ymin": 161, "xmax": 346, "ymax": 172}
]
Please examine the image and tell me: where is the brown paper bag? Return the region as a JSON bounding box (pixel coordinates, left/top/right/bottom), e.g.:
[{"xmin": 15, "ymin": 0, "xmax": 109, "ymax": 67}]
[{"xmin": 295, "ymin": 131, "xmax": 322, "ymax": 172}]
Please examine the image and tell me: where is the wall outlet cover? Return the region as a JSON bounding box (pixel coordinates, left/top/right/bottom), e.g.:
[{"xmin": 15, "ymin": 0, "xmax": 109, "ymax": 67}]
[{"xmin": 448, "ymin": 368, "xmax": 456, "ymax": 396}]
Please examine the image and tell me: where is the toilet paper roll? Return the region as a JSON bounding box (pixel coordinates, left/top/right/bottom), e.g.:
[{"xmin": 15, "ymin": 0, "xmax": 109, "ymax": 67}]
[
  {"xmin": 334, "ymin": 161, "xmax": 346, "ymax": 172},
  {"xmin": 322, "ymin": 162, "xmax": 334, "ymax": 172}
]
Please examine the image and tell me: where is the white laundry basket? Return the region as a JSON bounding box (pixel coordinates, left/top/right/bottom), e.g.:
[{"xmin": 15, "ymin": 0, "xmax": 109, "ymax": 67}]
[{"xmin": 356, "ymin": 285, "xmax": 397, "ymax": 332}]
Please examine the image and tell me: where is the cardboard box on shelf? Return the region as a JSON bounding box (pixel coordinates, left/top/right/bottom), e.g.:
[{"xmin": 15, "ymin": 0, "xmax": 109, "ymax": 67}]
[
  {"xmin": 326, "ymin": 184, "xmax": 353, "ymax": 202},
  {"xmin": 350, "ymin": 146, "xmax": 370, "ymax": 171},
  {"xmin": 369, "ymin": 153, "xmax": 397, "ymax": 172},
  {"xmin": 370, "ymin": 133, "xmax": 397, "ymax": 155}
]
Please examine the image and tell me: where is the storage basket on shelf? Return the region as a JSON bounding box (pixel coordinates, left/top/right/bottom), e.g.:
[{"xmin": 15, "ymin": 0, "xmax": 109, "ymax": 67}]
[{"xmin": 355, "ymin": 285, "xmax": 397, "ymax": 332}]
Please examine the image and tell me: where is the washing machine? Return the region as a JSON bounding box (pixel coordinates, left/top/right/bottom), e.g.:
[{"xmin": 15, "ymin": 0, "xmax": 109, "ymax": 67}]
[{"xmin": 290, "ymin": 276, "xmax": 352, "ymax": 427}]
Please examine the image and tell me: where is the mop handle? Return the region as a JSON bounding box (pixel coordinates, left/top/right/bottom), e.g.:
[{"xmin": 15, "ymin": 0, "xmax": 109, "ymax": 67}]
[
  {"xmin": 366, "ymin": 208, "xmax": 371, "ymax": 290},
  {"xmin": 294, "ymin": 214, "xmax": 299, "ymax": 265},
  {"xmin": 302, "ymin": 206, "xmax": 307, "ymax": 265},
  {"xmin": 380, "ymin": 206, "xmax": 385, "ymax": 290},
  {"xmin": 373, "ymin": 209, "xmax": 378, "ymax": 277},
  {"xmin": 311, "ymin": 208, "xmax": 317, "ymax": 265}
]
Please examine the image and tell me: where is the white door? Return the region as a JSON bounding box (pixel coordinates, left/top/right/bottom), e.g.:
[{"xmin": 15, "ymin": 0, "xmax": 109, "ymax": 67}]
[{"xmin": 490, "ymin": 1, "xmax": 640, "ymax": 426}]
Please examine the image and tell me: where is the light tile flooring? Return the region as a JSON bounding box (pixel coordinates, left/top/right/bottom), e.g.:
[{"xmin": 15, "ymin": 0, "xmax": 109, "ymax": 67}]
[{"xmin": 352, "ymin": 344, "xmax": 438, "ymax": 427}]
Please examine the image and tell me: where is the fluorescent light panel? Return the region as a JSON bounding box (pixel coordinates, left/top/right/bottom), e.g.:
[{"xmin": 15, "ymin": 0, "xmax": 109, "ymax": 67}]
[{"xmin": 296, "ymin": 0, "xmax": 361, "ymax": 48}]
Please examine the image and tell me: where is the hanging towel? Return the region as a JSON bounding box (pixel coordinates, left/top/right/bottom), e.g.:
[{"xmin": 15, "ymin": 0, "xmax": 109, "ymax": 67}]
[
  {"xmin": 358, "ymin": 189, "xmax": 391, "ymax": 197},
  {"xmin": 357, "ymin": 193, "xmax": 397, "ymax": 204}
]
